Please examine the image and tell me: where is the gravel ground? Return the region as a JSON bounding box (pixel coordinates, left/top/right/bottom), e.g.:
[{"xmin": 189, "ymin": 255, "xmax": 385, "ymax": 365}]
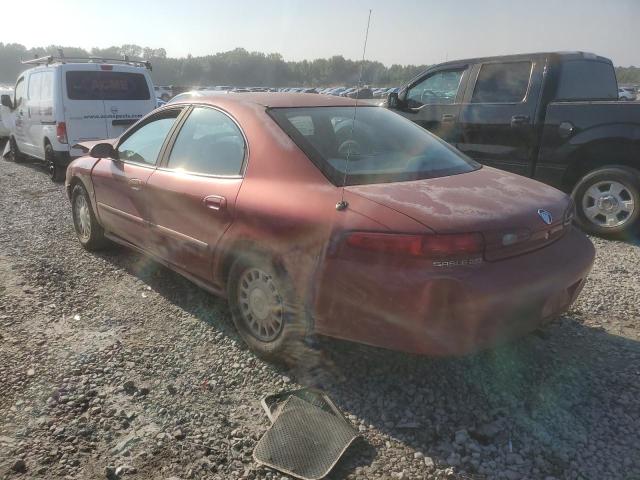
[{"xmin": 1, "ymin": 152, "xmax": 639, "ymax": 480}]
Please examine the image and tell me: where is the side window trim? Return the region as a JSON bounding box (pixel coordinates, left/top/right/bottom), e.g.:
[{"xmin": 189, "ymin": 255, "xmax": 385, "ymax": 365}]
[
  {"xmin": 406, "ymin": 65, "xmax": 469, "ymax": 107},
  {"xmin": 115, "ymin": 106, "xmax": 186, "ymax": 168},
  {"xmin": 157, "ymin": 103, "xmax": 249, "ymax": 179},
  {"xmin": 468, "ymin": 60, "xmax": 535, "ymax": 105}
]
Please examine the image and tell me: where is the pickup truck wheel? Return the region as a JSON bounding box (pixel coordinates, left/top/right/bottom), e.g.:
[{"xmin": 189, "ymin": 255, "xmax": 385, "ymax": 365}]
[
  {"xmin": 71, "ymin": 183, "xmax": 109, "ymax": 250},
  {"xmin": 228, "ymin": 252, "xmax": 311, "ymax": 363},
  {"xmin": 572, "ymin": 167, "xmax": 640, "ymax": 238},
  {"xmin": 46, "ymin": 143, "xmax": 65, "ymax": 182}
]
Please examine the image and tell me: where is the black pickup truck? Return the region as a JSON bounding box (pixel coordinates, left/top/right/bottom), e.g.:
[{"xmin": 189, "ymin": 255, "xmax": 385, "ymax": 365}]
[{"xmin": 387, "ymin": 51, "xmax": 640, "ymax": 237}]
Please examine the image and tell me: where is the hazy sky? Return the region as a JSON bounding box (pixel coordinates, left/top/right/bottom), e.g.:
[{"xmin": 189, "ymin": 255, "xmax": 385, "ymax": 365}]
[{"xmin": 3, "ymin": 0, "xmax": 639, "ymax": 66}]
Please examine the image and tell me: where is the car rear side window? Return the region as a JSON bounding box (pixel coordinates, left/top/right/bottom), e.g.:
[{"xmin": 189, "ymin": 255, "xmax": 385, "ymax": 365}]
[
  {"xmin": 471, "ymin": 61, "xmax": 532, "ymax": 103},
  {"xmin": 66, "ymin": 71, "xmax": 151, "ymax": 100},
  {"xmin": 555, "ymin": 60, "xmax": 618, "ymax": 101},
  {"xmin": 167, "ymin": 107, "xmax": 246, "ymax": 176}
]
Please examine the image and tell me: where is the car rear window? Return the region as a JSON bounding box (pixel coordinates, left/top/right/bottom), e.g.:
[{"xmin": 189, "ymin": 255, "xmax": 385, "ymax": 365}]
[
  {"xmin": 269, "ymin": 106, "xmax": 479, "ymax": 186},
  {"xmin": 66, "ymin": 71, "xmax": 151, "ymax": 100}
]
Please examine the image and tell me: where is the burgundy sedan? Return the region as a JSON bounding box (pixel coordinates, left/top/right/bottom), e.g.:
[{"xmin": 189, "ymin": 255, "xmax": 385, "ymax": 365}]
[{"xmin": 65, "ymin": 93, "xmax": 595, "ymax": 359}]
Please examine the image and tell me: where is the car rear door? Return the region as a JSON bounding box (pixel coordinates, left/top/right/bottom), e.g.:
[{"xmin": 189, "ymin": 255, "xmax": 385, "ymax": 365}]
[
  {"xmin": 457, "ymin": 59, "xmax": 544, "ymax": 177},
  {"xmin": 394, "ymin": 65, "xmax": 470, "ymax": 144},
  {"xmin": 63, "ymin": 64, "xmax": 109, "ymax": 150},
  {"xmin": 102, "ymin": 67, "xmax": 156, "ymax": 139},
  {"xmin": 144, "ymin": 105, "xmax": 246, "ymax": 282},
  {"xmin": 91, "ymin": 107, "xmax": 184, "ymax": 249}
]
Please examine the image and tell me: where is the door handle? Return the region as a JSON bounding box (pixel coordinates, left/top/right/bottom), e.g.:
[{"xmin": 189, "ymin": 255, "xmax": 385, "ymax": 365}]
[
  {"xmin": 441, "ymin": 114, "xmax": 456, "ymax": 123},
  {"xmin": 203, "ymin": 195, "xmax": 226, "ymax": 211},
  {"xmin": 128, "ymin": 178, "xmax": 143, "ymax": 190},
  {"xmin": 510, "ymin": 115, "xmax": 530, "ymax": 127}
]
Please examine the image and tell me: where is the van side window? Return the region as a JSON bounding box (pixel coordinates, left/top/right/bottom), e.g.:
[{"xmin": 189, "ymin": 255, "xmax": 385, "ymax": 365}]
[
  {"xmin": 28, "ymin": 73, "xmax": 42, "ymax": 101},
  {"xmin": 167, "ymin": 107, "xmax": 246, "ymax": 176},
  {"xmin": 406, "ymin": 70, "xmax": 465, "ymax": 107},
  {"xmin": 471, "ymin": 62, "xmax": 532, "ymax": 103},
  {"xmin": 14, "ymin": 78, "xmax": 25, "ymax": 108},
  {"xmin": 41, "ymin": 71, "xmax": 54, "ymax": 102}
]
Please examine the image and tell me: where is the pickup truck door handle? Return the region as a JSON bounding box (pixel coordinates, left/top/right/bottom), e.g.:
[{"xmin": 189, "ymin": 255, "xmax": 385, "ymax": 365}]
[
  {"xmin": 510, "ymin": 115, "xmax": 530, "ymax": 127},
  {"xmin": 203, "ymin": 195, "xmax": 226, "ymax": 211},
  {"xmin": 128, "ymin": 178, "xmax": 143, "ymax": 190},
  {"xmin": 441, "ymin": 114, "xmax": 456, "ymax": 123}
]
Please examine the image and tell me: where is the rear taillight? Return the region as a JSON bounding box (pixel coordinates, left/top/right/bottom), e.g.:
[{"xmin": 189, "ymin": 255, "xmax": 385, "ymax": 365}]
[
  {"xmin": 56, "ymin": 122, "xmax": 68, "ymax": 144},
  {"xmin": 344, "ymin": 232, "xmax": 484, "ymax": 259}
]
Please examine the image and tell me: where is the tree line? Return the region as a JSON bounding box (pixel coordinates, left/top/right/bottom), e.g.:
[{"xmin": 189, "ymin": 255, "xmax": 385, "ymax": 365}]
[
  {"xmin": 0, "ymin": 43, "xmax": 427, "ymax": 87},
  {"xmin": 1, "ymin": 43, "xmax": 638, "ymax": 88}
]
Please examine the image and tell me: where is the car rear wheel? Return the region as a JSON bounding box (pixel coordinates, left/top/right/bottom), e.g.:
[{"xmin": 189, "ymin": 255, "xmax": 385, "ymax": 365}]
[
  {"xmin": 228, "ymin": 252, "xmax": 311, "ymax": 362},
  {"xmin": 46, "ymin": 143, "xmax": 65, "ymax": 182},
  {"xmin": 71, "ymin": 183, "xmax": 109, "ymax": 250},
  {"xmin": 572, "ymin": 166, "xmax": 640, "ymax": 238}
]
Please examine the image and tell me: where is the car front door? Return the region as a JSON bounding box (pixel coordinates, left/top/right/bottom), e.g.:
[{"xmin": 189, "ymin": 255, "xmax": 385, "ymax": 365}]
[
  {"xmin": 457, "ymin": 60, "xmax": 544, "ymax": 176},
  {"xmin": 144, "ymin": 105, "xmax": 246, "ymax": 282},
  {"xmin": 394, "ymin": 66, "xmax": 469, "ymax": 144},
  {"xmin": 91, "ymin": 107, "xmax": 184, "ymax": 249},
  {"xmin": 12, "ymin": 76, "xmax": 28, "ymax": 152}
]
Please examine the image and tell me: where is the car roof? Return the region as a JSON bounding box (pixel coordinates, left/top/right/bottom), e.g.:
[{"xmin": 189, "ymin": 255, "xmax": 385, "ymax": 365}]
[
  {"xmin": 170, "ymin": 92, "xmax": 362, "ymax": 109},
  {"xmin": 430, "ymin": 51, "xmax": 611, "ymax": 69}
]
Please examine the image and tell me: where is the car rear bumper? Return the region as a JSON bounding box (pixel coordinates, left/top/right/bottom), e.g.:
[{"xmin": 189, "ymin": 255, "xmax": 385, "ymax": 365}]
[{"xmin": 314, "ymin": 227, "xmax": 595, "ymax": 356}]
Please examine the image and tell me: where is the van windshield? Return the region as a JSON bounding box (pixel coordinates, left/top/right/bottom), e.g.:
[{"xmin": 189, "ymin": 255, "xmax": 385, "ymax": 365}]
[
  {"xmin": 66, "ymin": 71, "xmax": 150, "ymax": 100},
  {"xmin": 269, "ymin": 106, "xmax": 479, "ymax": 186}
]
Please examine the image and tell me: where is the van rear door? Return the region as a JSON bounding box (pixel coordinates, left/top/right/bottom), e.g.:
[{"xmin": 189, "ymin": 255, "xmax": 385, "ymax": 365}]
[
  {"xmin": 101, "ymin": 67, "xmax": 155, "ymax": 139},
  {"xmin": 63, "ymin": 64, "xmax": 108, "ymax": 154}
]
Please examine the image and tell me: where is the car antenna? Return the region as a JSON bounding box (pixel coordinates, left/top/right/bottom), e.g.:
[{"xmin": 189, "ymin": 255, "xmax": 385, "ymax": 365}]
[{"xmin": 336, "ymin": 9, "xmax": 372, "ymax": 212}]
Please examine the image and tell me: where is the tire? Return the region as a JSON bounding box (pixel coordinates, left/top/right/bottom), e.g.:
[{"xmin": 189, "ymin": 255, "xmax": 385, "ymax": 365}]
[
  {"xmin": 45, "ymin": 143, "xmax": 65, "ymax": 182},
  {"xmin": 572, "ymin": 166, "xmax": 640, "ymax": 238},
  {"xmin": 71, "ymin": 183, "xmax": 109, "ymax": 250},
  {"xmin": 227, "ymin": 252, "xmax": 311, "ymax": 362},
  {"xmin": 9, "ymin": 136, "xmax": 24, "ymax": 163}
]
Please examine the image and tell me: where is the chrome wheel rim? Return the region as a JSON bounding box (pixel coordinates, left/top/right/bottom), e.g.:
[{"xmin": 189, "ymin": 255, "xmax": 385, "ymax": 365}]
[
  {"xmin": 582, "ymin": 180, "xmax": 635, "ymax": 228},
  {"xmin": 237, "ymin": 268, "xmax": 284, "ymax": 342},
  {"xmin": 73, "ymin": 194, "xmax": 91, "ymax": 241}
]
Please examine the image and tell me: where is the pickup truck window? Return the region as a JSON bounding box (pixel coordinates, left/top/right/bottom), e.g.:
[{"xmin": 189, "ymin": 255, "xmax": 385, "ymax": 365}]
[
  {"xmin": 471, "ymin": 61, "xmax": 532, "ymax": 103},
  {"xmin": 555, "ymin": 60, "xmax": 618, "ymax": 101},
  {"xmin": 406, "ymin": 69, "xmax": 464, "ymax": 107}
]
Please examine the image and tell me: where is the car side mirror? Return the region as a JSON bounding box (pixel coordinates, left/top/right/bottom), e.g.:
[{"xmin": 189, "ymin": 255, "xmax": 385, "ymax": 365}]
[
  {"xmin": 1, "ymin": 94, "xmax": 13, "ymax": 109},
  {"xmin": 89, "ymin": 142, "xmax": 116, "ymax": 159}
]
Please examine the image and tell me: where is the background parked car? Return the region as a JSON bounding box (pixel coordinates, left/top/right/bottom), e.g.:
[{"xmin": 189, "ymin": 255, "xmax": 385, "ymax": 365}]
[
  {"xmin": 618, "ymin": 86, "xmax": 637, "ymax": 100},
  {"xmin": 0, "ymin": 87, "xmax": 12, "ymax": 139},
  {"xmin": 154, "ymin": 85, "xmax": 173, "ymax": 101}
]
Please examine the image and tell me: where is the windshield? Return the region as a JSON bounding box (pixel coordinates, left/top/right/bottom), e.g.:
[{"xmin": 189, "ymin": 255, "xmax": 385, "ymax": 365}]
[{"xmin": 269, "ymin": 106, "xmax": 479, "ymax": 185}]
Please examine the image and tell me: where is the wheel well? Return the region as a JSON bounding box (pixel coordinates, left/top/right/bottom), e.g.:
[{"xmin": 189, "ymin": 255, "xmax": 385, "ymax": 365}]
[
  {"xmin": 218, "ymin": 240, "xmax": 285, "ymax": 291},
  {"xmin": 561, "ymin": 139, "xmax": 640, "ymax": 192}
]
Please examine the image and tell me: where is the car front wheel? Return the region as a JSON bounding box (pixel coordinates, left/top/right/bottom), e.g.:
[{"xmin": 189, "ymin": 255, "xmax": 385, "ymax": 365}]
[
  {"xmin": 71, "ymin": 183, "xmax": 109, "ymax": 250},
  {"xmin": 228, "ymin": 252, "xmax": 311, "ymax": 362},
  {"xmin": 573, "ymin": 166, "xmax": 640, "ymax": 238}
]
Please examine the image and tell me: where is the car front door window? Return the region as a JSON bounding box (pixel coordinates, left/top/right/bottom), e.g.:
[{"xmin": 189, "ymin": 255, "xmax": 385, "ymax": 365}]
[
  {"xmin": 406, "ymin": 70, "xmax": 464, "ymax": 108},
  {"xmin": 117, "ymin": 112, "xmax": 180, "ymax": 165}
]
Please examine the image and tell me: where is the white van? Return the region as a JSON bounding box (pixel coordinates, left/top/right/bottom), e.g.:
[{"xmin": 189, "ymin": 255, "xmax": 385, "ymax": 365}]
[{"xmin": 0, "ymin": 56, "xmax": 156, "ymax": 181}]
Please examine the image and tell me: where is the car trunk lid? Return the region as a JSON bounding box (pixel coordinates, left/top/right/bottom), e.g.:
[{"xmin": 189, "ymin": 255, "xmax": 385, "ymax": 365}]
[{"xmin": 346, "ymin": 166, "xmax": 571, "ymax": 261}]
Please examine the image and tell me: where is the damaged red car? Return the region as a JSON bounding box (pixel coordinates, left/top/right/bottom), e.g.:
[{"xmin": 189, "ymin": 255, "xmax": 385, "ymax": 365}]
[{"xmin": 65, "ymin": 93, "xmax": 595, "ymax": 359}]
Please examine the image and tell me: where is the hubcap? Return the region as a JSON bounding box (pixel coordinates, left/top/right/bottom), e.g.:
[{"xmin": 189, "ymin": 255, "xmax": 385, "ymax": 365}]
[
  {"xmin": 237, "ymin": 268, "xmax": 284, "ymax": 342},
  {"xmin": 582, "ymin": 180, "xmax": 635, "ymax": 228},
  {"xmin": 73, "ymin": 194, "xmax": 92, "ymax": 241}
]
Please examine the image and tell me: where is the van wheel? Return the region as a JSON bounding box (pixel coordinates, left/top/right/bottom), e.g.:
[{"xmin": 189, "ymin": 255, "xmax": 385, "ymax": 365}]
[
  {"xmin": 9, "ymin": 137, "xmax": 24, "ymax": 163},
  {"xmin": 71, "ymin": 183, "xmax": 108, "ymax": 250},
  {"xmin": 572, "ymin": 166, "xmax": 640, "ymax": 238},
  {"xmin": 46, "ymin": 143, "xmax": 65, "ymax": 182},
  {"xmin": 228, "ymin": 252, "xmax": 311, "ymax": 362}
]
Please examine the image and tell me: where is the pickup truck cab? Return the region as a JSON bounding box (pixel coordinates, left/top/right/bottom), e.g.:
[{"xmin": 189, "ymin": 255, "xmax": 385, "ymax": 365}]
[
  {"xmin": 1, "ymin": 55, "xmax": 156, "ymax": 182},
  {"xmin": 388, "ymin": 52, "xmax": 640, "ymax": 237}
]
